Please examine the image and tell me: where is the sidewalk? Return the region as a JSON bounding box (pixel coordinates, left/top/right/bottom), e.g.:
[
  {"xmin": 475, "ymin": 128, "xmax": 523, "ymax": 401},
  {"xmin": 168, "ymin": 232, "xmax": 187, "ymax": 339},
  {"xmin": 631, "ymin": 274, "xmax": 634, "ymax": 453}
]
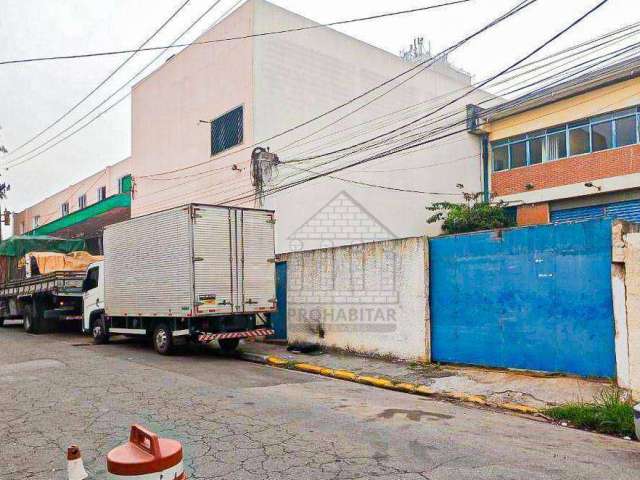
[{"xmin": 239, "ymin": 341, "xmax": 612, "ymax": 412}]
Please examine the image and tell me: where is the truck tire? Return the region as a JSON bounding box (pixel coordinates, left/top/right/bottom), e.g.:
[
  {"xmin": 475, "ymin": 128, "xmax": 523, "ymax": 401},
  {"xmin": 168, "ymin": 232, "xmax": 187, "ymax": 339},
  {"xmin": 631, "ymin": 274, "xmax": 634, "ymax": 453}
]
[
  {"xmin": 0, "ymin": 317, "xmax": 5, "ymax": 327},
  {"xmin": 23, "ymin": 305, "xmax": 40, "ymax": 334},
  {"xmin": 153, "ymin": 324, "xmax": 173, "ymax": 355},
  {"xmin": 92, "ymin": 315, "xmax": 109, "ymax": 345},
  {"xmin": 33, "ymin": 297, "xmax": 52, "ymax": 334},
  {"xmin": 218, "ymin": 338, "xmax": 240, "ymax": 353}
]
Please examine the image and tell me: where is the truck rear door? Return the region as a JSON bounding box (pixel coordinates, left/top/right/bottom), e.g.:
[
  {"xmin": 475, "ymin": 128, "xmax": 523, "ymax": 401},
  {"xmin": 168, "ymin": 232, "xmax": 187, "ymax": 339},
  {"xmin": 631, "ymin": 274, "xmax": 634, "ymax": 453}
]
[
  {"xmin": 239, "ymin": 209, "xmax": 276, "ymax": 313},
  {"xmin": 192, "ymin": 206, "xmax": 235, "ymax": 315},
  {"xmin": 192, "ymin": 206, "xmax": 275, "ymax": 315}
]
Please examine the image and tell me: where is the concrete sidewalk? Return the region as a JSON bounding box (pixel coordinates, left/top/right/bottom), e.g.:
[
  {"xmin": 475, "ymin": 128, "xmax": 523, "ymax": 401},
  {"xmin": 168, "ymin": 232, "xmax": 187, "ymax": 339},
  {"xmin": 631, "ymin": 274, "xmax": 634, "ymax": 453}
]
[{"xmin": 239, "ymin": 341, "xmax": 612, "ymax": 412}]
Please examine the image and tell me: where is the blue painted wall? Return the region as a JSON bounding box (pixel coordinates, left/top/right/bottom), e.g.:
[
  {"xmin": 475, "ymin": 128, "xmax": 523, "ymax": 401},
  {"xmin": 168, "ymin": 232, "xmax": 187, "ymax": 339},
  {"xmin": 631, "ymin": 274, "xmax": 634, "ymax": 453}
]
[
  {"xmin": 430, "ymin": 219, "xmax": 616, "ymax": 378},
  {"xmin": 270, "ymin": 262, "xmax": 288, "ymax": 340}
]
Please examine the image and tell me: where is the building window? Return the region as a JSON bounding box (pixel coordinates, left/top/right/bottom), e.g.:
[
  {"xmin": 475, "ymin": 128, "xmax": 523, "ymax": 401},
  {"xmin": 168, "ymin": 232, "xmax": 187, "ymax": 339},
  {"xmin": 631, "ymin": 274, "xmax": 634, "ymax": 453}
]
[
  {"xmin": 528, "ymin": 132, "xmax": 545, "ymax": 165},
  {"xmin": 509, "ymin": 139, "xmax": 527, "ymax": 168},
  {"xmin": 97, "ymin": 186, "xmax": 106, "ymax": 201},
  {"xmin": 492, "ymin": 144, "xmax": 508, "ymax": 171},
  {"xmin": 118, "ymin": 174, "xmax": 132, "ymax": 194},
  {"xmin": 78, "ymin": 194, "xmax": 87, "ymax": 209},
  {"xmin": 492, "ymin": 106, "xmax": 640, "ymax": 172},
  {"xmin": 211, "ymin": 106, "xmax": 243, "ymax": 156},
  {"xmin": 546, "ymin": 128, "xmax": 567, "ymax": 161},
  {"xmin": 615, "ymin": 111, "xmax": 637, "ymax": 147},
  {"xmin": 61, "ymin": 202, "xmax": 69, "ymax": 217},
  {"xmin": 569, "ymin": 122, "xmax": 590, "ymax": 156},
  {"xmin": 33, "ymin": 215, "xmax": 40, "ymax": 229}
]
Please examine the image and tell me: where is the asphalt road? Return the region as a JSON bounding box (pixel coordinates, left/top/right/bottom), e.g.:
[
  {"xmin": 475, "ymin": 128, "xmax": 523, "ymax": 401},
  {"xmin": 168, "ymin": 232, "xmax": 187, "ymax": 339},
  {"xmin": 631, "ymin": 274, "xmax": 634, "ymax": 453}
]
[{"xmin": 0, "ymin": 325, "xmax": 639, "ymax": 480}]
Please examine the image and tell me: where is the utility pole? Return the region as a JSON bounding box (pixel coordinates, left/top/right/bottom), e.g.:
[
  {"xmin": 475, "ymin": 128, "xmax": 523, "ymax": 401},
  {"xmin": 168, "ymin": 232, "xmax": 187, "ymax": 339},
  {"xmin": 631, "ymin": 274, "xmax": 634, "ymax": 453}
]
[{"xmin": 0, "ymin": 125, "xmax": 9, "ymax": 243}]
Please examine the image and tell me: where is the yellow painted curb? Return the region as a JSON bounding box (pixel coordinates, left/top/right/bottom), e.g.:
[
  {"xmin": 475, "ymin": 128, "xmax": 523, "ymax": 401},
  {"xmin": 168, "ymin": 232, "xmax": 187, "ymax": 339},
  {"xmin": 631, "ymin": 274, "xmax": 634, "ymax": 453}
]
[
  {"xmin": 295, "ymin": 363, "xmax": 325, "ymax": 374},
  {"xmin": 393, "ymin": 382, "xmax": 418, "ymax": 394},
  {"xmin": 266, "ymin": 356, "xmax": 289, "ymax": 367},
  {"xmin": 357, "ymin": 376, "xmax": 395, "ymax": 389},
  {"xmin": 331, "ymin": 369, "xmax": 358, "ymax": 381},
  {"xmin": 444, "ymin": 391, "xmax": 469, "ymax": 401},
  {"xmin": 465, "ymin": 395, "xmax": 487, "ymax": 405},
  {"xmin": 500, "ymin": 402, "xmax": 539, "ymax": 414},
  {"xmin": 415, "ymin": 385, "xmax": 436, "ymax": 396},
  {"xmin": 257, "ymin": 356, "xmax": 538, "ymax": 416}
]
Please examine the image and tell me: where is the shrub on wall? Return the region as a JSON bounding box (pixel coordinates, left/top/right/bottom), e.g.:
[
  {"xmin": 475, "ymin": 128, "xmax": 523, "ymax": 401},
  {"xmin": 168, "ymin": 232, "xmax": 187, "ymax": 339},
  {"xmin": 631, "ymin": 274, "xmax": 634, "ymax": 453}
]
[{"xmin": 427, "ymin": 192, "xmax": 516, "ymax": 235}]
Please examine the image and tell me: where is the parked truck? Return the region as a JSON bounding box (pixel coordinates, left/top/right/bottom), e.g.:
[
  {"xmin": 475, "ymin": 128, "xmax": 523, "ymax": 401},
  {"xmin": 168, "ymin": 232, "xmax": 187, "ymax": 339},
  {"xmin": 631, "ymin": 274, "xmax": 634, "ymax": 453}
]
[
  {"xmin": 82, "ymin": 204, "xmax": 276, "ymax": 354},
  {"xmin": 0, "ymin": 237, "xmax": 90, "ymax": 333}
]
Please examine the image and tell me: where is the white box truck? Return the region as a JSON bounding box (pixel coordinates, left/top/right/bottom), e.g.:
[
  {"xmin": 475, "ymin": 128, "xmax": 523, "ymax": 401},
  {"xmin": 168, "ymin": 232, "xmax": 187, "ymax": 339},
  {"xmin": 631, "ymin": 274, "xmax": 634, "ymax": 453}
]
[{"xmin": 81, "ymin": 204, "xmax": 276, "ymax": 354}]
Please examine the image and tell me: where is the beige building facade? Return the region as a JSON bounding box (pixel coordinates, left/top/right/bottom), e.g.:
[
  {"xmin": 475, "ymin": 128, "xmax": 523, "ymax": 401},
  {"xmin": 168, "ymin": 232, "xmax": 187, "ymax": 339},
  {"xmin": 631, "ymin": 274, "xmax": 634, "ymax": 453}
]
[{"xmin": 16, "ymin": 0, "xmax": 487, "ymax": 254}]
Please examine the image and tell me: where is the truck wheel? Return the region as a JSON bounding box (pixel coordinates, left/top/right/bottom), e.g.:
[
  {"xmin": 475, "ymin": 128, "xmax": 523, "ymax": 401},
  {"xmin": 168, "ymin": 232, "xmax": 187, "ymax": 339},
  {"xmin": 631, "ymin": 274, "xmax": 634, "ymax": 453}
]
[
  {"xmin": 0, "ymin": 317, "xmax": 5, "ymax": 327},
  {"xmin": 92, "ymin": 315, "xmax": 109, "ymax": 345},
  {"xmin": 23, "ymin": 305, "xmax": 39, "ymax": 334},
  {"xmin": 153, "ymin": 324, "xmax": 173, "ymax": 355},
  {"xmin": 218, "ymin": 338, "xmax": 240, "ymax": 353}
]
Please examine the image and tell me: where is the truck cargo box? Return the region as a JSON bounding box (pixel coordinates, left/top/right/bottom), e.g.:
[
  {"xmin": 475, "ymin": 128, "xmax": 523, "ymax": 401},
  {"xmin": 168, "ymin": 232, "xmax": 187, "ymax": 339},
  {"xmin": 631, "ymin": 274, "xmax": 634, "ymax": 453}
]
[{"xmin": 103, "ymin": 204, "xmax": 276, "ymax": 318}]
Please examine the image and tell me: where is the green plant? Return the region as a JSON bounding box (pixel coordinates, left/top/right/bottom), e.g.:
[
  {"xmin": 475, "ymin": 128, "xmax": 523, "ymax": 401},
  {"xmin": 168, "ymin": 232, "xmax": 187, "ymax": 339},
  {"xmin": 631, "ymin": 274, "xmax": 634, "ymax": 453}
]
[
  {"xmin": 427, "ymin": 192, "xmax": 515, "ymax": 234},
  {"xmin": 544, "ymin": 387, "xmax": 636, "ymax": 438}
]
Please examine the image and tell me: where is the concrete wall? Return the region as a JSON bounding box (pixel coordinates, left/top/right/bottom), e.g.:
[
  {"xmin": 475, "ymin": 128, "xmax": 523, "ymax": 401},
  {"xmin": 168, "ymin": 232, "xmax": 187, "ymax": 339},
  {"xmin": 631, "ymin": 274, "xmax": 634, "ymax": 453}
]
[
  {"xmin": 13, "ymin": 157, "xmax": 131, "ymax": 235},
  {"xmin": 252, "ymin": 0, "xmax": 488, "ymax": 253},
  {"xmin": 130, "ymin": 0, "xmax": 255, "ymax": 217},
  {"xmin": 612, "ymin": 221, "xmax": 640, "ymax": 397},
  {"xmin": 284, "ymin": 236, "xmax": 429, "ymax": 360}
]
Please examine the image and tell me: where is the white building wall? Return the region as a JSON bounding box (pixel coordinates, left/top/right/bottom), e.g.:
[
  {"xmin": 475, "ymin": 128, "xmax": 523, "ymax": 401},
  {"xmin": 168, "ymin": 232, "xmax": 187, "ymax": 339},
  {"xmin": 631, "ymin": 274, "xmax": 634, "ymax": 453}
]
[
  {"xmin": 285, "ymin": 237, "xmax": 430, "ymax": 361},
  {"xmin": 252, "ymin": 0, "xmax": 488, "ymax": 253}
]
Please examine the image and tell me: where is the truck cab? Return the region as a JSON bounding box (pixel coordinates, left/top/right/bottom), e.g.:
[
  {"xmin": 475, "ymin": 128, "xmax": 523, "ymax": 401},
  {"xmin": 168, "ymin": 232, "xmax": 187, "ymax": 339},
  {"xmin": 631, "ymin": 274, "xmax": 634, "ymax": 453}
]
[{"xmin": 82, "ymin": 261, "xmax": 104, "ymax": 337}]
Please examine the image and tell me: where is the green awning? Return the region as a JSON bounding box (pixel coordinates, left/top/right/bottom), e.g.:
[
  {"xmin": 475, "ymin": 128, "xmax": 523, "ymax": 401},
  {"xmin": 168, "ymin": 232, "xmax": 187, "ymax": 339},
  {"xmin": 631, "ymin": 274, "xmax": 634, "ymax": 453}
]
[
  {"xmin": 0, "ymin": 235, "xmax": 86, "ymax": 257},
  {"xmin": 29, "ymin": 193, "xmax": 131, "ymax": 236}
]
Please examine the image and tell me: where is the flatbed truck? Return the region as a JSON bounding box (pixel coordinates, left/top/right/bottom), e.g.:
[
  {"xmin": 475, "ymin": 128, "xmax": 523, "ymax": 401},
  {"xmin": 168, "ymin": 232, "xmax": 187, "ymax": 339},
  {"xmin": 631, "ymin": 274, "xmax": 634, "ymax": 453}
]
[{"xmin": 0, "ymin": 270, "xmax": 85, "ymax": 333}]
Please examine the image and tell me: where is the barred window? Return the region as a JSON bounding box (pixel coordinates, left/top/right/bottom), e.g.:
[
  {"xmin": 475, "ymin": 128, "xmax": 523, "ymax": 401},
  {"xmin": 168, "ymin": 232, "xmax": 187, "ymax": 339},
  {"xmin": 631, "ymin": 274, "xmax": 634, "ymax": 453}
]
[{"xmin": 211, "ymin": 106, "xmax": 243, "ymax": 156}]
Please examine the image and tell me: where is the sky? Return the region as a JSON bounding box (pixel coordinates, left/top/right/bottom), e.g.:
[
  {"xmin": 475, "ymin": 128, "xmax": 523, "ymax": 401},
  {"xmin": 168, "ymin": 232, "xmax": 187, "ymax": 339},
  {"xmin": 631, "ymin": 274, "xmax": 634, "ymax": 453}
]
[{"xmin": 1, "ymin": 0, "xmax": 639, "ymax": 233}]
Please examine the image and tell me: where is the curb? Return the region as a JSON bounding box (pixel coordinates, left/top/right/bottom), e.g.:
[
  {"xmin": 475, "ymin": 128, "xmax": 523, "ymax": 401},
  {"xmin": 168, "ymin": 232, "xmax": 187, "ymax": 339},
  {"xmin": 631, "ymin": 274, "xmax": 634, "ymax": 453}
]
[{"xmin": 240, "ymin": 352, "xmax": 539, "ymax": 415}]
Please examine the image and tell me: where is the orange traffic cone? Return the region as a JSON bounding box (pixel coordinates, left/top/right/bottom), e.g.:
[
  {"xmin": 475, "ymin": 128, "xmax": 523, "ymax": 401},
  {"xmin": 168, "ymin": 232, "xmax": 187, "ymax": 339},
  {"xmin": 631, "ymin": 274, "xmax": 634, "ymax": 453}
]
[{"xmin": 67, "ymin": 445, "xmax": 88, "ymax": 480}]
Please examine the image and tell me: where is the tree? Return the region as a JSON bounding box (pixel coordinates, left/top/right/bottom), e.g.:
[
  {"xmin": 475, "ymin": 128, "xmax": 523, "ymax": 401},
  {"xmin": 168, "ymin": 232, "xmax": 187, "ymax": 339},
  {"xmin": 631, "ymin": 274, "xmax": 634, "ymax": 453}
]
[{"xmin": 427, "ymin": 192, "xmax": 515, "ymax": 235}]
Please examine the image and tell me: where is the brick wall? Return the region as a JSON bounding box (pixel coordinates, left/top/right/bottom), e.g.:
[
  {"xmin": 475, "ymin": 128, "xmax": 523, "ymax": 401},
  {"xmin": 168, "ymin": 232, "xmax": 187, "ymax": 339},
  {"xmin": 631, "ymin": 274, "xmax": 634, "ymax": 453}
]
[
  {"xmin": 492, "ymin": 144, "xmax": 640, "ymax": 196},
  {"xmin": 516, "ymin": 203, "xmax": 550, "ymax": 226}
]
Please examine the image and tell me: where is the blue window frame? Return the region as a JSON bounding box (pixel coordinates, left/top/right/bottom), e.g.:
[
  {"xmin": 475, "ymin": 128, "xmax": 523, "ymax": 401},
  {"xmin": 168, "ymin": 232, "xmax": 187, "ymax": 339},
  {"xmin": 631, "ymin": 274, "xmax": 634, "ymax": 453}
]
[
  {"xmin": 492, "ymin": 106, "xmax": 640, "ymax": 172},
  {"xmin": 211, "ymin": 106, "xmax": 243, "ymax": 156}
]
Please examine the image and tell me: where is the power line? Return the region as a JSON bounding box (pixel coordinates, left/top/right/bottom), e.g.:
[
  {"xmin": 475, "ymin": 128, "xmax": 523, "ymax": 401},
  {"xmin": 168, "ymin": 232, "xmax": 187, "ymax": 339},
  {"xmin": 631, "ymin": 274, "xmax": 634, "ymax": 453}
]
[
  {"xmin": 282, "ymin": 0, "xmax": 611, "ymax": 167},
  {"xmin": 277, "ymin": 21, "xmax": 640, "ymax": 158},
  {"xmin": 215, "ymin": 1, "xmax": 613, "ymax": 206},
  {"xmin": 137, "ymin": 0, "xmax": 537, "ymax": 180},
  {"xmin": 134, "ymin": 39, "xmax": 640, "ymax": 211},
  {"xmin": 281, "ymin": 162, "xmax": 463, "ymax": 195},
  {"xmin": 5, "ymin": 0, "xmax": 192, "ymax": 157},
  {"xmin": 3, "ymin": 0, "xmax": 238, "ymax": 169},
  {"xmin": 2, "ymin": 0, "xmax": 472, "ymax": 171},
  {"xmin": 0, "ymin": 0, "xmax": 473, "ymax": 66}
]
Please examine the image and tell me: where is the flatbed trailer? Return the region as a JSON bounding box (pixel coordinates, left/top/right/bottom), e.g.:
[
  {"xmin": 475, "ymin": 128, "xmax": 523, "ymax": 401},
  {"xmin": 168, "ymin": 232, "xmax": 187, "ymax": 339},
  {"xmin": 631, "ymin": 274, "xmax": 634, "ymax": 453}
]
[{"xmin": 0, "ymin": 271, "xmax": 85, "ymax": 333}]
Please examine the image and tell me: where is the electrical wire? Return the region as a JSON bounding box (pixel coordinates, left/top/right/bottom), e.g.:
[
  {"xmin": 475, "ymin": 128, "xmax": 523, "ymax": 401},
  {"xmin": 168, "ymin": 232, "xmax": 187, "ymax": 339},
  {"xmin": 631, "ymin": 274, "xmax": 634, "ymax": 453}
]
[
  {"xmin": 0, "ymin": 1, "xmax": 473, "ymax": 66},
  {"xmin": 136, "ymin": 0, "xmax": 537, "ymax": 179},
  {"xmin": 3, "ymin": 0, "xmax": 238, "ymax": 169},
  {"xmin": 213, "ymin": 0, "xmax": 614, "ymax": 206},
  {"xmin": 5, "ymin": 0, "xmax": 192, "ymax": 158}
]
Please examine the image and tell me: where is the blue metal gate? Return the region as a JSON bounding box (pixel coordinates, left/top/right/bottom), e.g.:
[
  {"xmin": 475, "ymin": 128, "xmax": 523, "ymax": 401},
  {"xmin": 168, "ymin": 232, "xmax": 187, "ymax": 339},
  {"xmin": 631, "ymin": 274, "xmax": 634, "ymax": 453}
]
[
  {"xmin": 430, "ymin": 219, "xmax": 616, "ymax": 377},
  {"xmin": 270, "ymin": 262, "xmax": 287, "ymax": 340}
]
